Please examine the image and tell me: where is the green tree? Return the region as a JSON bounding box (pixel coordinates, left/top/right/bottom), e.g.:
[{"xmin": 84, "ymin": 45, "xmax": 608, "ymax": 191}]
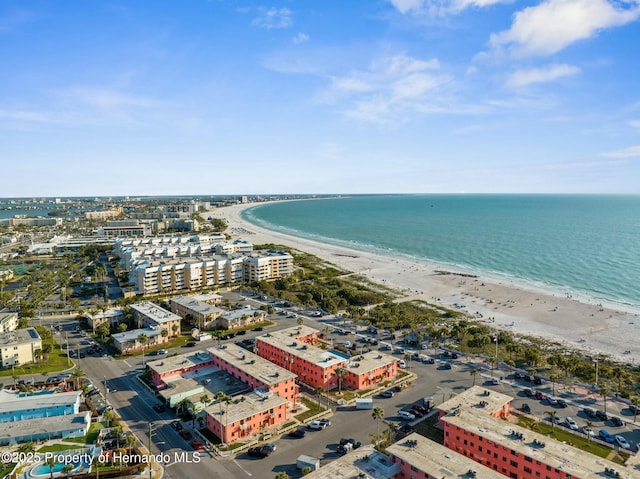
[
  {"xmin": 61, "ymin": 464, "xmax": 73, "ymax": 478},
  {"xmin": 335, "ymin": 368, "xmax": 347, "ymax": 393},
  {"xmin": 46, "ymin": 456, "xmax": 56, "ymax": 479},
  {"xmin": 97, "ymin": 321, "xmax": 110, "ymax": 340},
  {"xmin": 372, "ymin": 407, "xmax": 384, "ymax": 444},
  {"xmin": 545, "ymin": 410, "xmax": 557, "ymax": 430},
  {"xmin": 470, "ymin": 368, "xmax": 478, "ymax": 387},
  {"xmin": 118, "ymin": 322, "xmax": 128, "ymax": 333},
  {"xmin": 275, "ymin": 472, "xmax": 290, "ymax": 479}
]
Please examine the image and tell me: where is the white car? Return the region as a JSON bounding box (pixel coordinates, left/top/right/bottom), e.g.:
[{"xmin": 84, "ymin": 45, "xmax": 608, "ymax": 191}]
[
  {"xmin": 307, "ymin": 420, "xmax": 327, "ymax": 430},
  {"xmin": 398, "ymin": 360, "xmax": 407, "ymax": 368},
  {"xmin": 582, "ymin": 426, "xmax": 595, "ymax": 437},
  {"xmin": 398, "ymin": 410, "xmax": 416, "ymax": 421},
  {"xmin": 565, "ymin": 417, "xmax": 578, "ymax": 430},
  {"xmin": 615, "ymin": 435, "xmax": 631, "ymax": 450}
]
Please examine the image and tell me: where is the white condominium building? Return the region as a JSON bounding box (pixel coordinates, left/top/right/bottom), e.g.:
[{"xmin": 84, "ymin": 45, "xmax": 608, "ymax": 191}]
[{"xmin": 0, "ymin": 328, "xmax": 42, "ymax": 368}]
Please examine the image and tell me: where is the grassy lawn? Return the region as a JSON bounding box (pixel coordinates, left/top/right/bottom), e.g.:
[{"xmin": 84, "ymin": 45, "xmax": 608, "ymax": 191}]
[
  {"xmin": 0, "ymin": 339, "xmax": 73, "ymax": 378},
  {"xmin": 515, "ymin": 415, "xmax": 630, "ymax": 465},
  {"xmin": 0, "ymin": 463, "xmax": 16, "ymax": 478},
  {"xmin": 295, "ymin": 397, "xmax": 326, "ymax": 422},
  {"xmin": 37, "ymin": 444, "xmax": 84, "ymax": 453},
  {"xmin": 63, "ymin": 421, "xmax": 104, "ymax": 445}
]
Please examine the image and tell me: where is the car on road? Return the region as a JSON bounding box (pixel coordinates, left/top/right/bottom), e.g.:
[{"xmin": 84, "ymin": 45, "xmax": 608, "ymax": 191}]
[
  {"xmin": 398, "ymin": 410, "xmax": 416, "ymax": 421},
  {"xmin": 596, "ymin": 410, "xmax": 608, "ymax": 421},
  {"xmin": 380, "ymin": 390, "xmax": 395, "ymax": 398},
  {"xmin": 565, "ymin": 417, "xmax": 578, "ymax": 430},
  {"xmin": 191, "ymin": 441, "xmax": 204, "ymax": 450},
  {"xmin": 288, "ymin": 429, "xmax": 306, "ymax": 439},
  {"xmin": 152, "ymin": 404, "xmax": 165, "ymax": 413},
  {"xmin": 599, "ymin": 429, "xmax": 615, "ymax": 444},
  {"xmin": 307, "ymin": 421, "xmax": 327, "ymax": 430},
  {"xmin": 582, "ymin": 426, "xmax": 595, "ymax": 437},
  {"xmin": 610, "ymin": 416, "xmax": 623, "ymax": 427},
  {"xmin": 247, "ymin": 446, "xmax": 272, "ymax": 458},
  {"xmin": 615, "ymin": 435, "xmax": 631, "ymax": 450}
]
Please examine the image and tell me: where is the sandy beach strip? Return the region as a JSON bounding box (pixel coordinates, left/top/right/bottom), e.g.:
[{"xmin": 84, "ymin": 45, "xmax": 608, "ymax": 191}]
[{"xmin": 212, "ymin": 202, "xmax": 640, "ymax": 364}]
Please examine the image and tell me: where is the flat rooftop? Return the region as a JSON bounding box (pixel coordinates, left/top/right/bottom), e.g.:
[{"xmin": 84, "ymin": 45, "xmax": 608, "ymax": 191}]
[
  {"xmin": 130, "ymin": 302, "xmax": 181, "ymax": 323},
  {"xmin": 169, "ymin": 296, "xmax": 223, "ymax": 316},
  {"xmin": 0, "ymin": 390, "xmax": 81, "ymax": 414},
  {"xmin": 387, "ymin": 433, "xmax": 501, "ymax": 479},
  {"xmin": 344, "ymin": 351, "xmax": 397, "ymax": 375},
  {"xmin": 256, "ymin": 326, "xmax": 345, "ymax": 368},
  {"xmin": 158, "ymin": 378, "xmax": 203, "ymax": 402},
  {"xmin": 438, "ymin": 385, "xmax": 512, "ymax": 414},
  {"xmin": 147, "ymin": 350, "xmax": 213, "ymax": 376},
  {"xmin": 208, "ymin": 345, "xmax": 296, "ymax": 386},
  {"xmin": 111, "ymin": 326, "xmax": 163, "ymax": 343},
  {"xmin": 0, "ymin": 327, "xmax": 41, "ymax": 346},
  {"xmin": 204, "ymin": 391, "xmax": 287, "ymax": 425},
  {"xmin": 303, "ymin": 446, "xmax": 399, "ymax": 479},
  {"xmin": 442, "ymin": 400, "xmax": 640, "ymax": 477},
  {"xmin": 0, "ymin": 412, "xmax": 91, "ymax": 442},
  {"xmin": 220, "ymin": 307, "xmax": 263, "ymax": 321}
]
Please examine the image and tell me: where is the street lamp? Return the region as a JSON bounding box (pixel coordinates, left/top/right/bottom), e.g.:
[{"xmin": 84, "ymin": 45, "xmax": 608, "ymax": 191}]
[{"xmin": 493, "ymin": 334, "xmax": 499, "ymax": 377}]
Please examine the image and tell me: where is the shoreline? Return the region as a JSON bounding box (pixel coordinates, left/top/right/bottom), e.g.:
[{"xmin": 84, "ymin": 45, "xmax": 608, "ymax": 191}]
[{"xmin": 212, "ymin": 201, "xmax": 640, "ymax": 364}]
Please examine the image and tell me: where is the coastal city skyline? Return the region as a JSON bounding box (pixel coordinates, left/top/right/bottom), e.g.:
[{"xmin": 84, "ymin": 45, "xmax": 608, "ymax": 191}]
[{"xmin": 2, "ymin": 1, "xmax": 640, "ymax": 196}]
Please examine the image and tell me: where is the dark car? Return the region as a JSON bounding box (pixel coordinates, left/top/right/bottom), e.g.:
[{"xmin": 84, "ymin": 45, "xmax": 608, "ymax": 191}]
[
  {"xmin": 172, "ymin": 421, "xmax": 182, "ymax": 430},
  {"xmin": 596, "ymin": 410, "xmax": 608, "ymax": 421},
  {"xmin": 247, "ymin": 446, "xmax": 272, "ymax": 458},
  {"xmin": 514, "ymin": 372, "xmax": 524, "ymax": 379},
  {"xmin": 153, "ymin": 404, "xmax": 165, "ymax": 413},
  {"xmin": 524, "ymin": 388, "xmax": 534, "ymax": 397},
  {"xmin": 254, "ymin": 327, "xmax": 264, "ymax": 332},
  {"xmin": 556, "ymin": 398, "xmax": 568, "ymax": 408},
  {"xmin": 443, "ymin": 362, "xmax": 452, "ymax": 370},
  {"xmin": 520, "ymin": 403, "xmax": 531, "ymax": 414},
  {"xmin": 412, "ymin": 404, "xmax": 427, "ymax": 414},
  {"xmin": 179, "ymin": 429, "xmax": 192, "ymax": 440},
  {"xmin": 339, "ymin": 438, "xmax": 362, "ymax": 449},
  {"xmin": 409, "ymin": 409, "xmax": 424, "ymax": 418},
  {"xmin": 288, "ymin": 429, "xmax": 306, "ymax": 439},
  {"xmin": 380, "ymin": 390, "xmax": 395, "ymax": 398},
  {"xmin": 186, "ymin": 342, "xmax": 197, "ymax": 347},
  {"xmin": 533, "ymin": 376, "xmax": 543, "ymax": 385},
  {"xmin": 610, "ymin": 416, "xmax": 624, "ymax": 427}
]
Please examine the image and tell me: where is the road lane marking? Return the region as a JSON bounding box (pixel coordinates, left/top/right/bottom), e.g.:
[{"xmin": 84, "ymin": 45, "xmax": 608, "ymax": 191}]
[
  {"xmin": 233, "ymin": 460, "xmax": 253, "ymax": 476},
  {"xmin": 123, "ymin": 360, "xmax": 131, "ymax": 367}
]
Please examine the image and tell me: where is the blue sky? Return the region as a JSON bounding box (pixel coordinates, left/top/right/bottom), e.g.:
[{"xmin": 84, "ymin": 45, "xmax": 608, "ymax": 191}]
[{"xmin": 2, "ymin": 0, "xmax": 640, "ymax": 196}]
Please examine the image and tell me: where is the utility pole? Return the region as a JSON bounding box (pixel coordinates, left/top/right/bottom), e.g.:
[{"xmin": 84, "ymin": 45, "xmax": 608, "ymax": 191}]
[{"xmin": 148, "ymin": 423, "xmax": 153, "ymax": 479}]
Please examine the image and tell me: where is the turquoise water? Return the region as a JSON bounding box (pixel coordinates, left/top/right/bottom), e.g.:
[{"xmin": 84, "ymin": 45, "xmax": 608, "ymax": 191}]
[{"xmin": 243, "ymin": 195, "xmax": 640, "ymax": 310}]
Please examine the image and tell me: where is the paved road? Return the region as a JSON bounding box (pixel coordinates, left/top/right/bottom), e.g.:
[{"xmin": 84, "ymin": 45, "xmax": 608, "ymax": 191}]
[{"xmin": 24, "ymin": 308, "xmax": 640, "ymax": 479}]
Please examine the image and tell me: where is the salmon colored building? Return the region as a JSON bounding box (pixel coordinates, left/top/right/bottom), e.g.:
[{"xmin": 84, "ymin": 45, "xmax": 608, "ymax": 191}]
[
  {"xmin": 147, "ymin": 350, "xmax": 216, "ymax": 389},
  {"xmin": 436, "ymin": 386, "xmax": 638, "ymax": 479},
  {"xmin": 205, "ymin": 391, "xmax": 288, "ymax": 443},
  {"xmin": 207, "ymin": 345, "xmax": 298, "ymax": 404},
  {"xmin": 255, "ymin": 325, "xmax": 398, "ymax": 391}
]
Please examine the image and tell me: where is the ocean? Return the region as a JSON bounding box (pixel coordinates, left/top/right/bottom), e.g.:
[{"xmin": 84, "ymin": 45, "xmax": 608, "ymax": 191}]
[{"xmin": 242, "ymin": 195, "xmax": 640, "ymax": 311}]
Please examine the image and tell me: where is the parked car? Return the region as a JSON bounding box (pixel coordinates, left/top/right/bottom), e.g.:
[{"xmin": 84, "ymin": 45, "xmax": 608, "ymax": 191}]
[
  {"xmin": 318, "ymin": 419, "xmax": 331, "ymax": 427},
  {"xmin": 565, "ymin": 417, "xmax": 578, "ymax": 430},
  {"xmin": 412, "ymin": 404, "xmax": 427, "ymax": 414},
  {"xmin": 380, "ymin": 390, "xmax": 395, "ymax": 398},
  {"xmin": 191, "ymin": 441, "xmax": 204, "ymax": 451},
  {"xmin": 409, "ymin": 409, "xmax": 424, "ymax": 418},
  {"xmin": 398, "ymin": 410, "xmax": 416, "ymax": 421},
  {"xmin": 610, "ymin": 416, "xmax": 624, "ymax": 427},
  {"xmin": 514, "ymin": 372, "xmax": 524, "ymax": 379},
  {"xmin": 615, "ymin": 435, "xmax": 631, "ymax": 450},
  {"xmin": 520, "ymin": 403, "xmax": 531, "ymax": 414},
  {"xmin": 533, "ymin": 376, "xmax": 543, "ymax": 385},
  {"xmin": 535, "ymin": 391, "xmax": 546, "ymax": 400},
  {"xmin": 288, "ymin": 429, "xmax": 306, "ymax": 439},
  {"xmin": 596, "ymin": 410, "xmax": 608, "ymax": 421},
  {"xmin": 339, "ymin": 438, "xmax": 362, "ymax": 449},
  {"xmin": 179, "ymin": 429, "xmax": 192, "ymax": 440},
  {"xmin": 582, "ymin": 407, "xmax": 597, "ymax": 418},
  {"xmin": 489, "ymin": 377, "xmax": 500, "ymax": 386},
  {"xmin": 443, "ymin": 362, "xmax": 452, "ymax": 370},
  {"xmin": 556, "ymin": 398, "xmax": 568, "ymax": 408},
  {"xmin": 171, "ymin": 421, "xmax": 182, "ymax": 430},
  {"xmin": 524, "ymin": 388, "xmax": 534, "ymax": 397},
  {"xmin": 153, "ymin": 404, "xmax": 165, "ymax": 413},
  {"xmin": 398, "ymin": 360, "xmax": 407, "ymax": 368},
  {"xmin": 547, "ymin": 396, "xmax": 558, "ymax": 405},
  {"xmin": 599, "ymin": 429, "xmax": 615, "ymax": 444},
  {"xmin": 582, "ymin": 426, "xmax": 595, "ymax": 437},
  {"xmin": 247, "ymin": 446, "xmax": 272, "ymax": 458},
  {"xmin": 307, "ymin": 421, "xmax": 327, "ymax": 430}
]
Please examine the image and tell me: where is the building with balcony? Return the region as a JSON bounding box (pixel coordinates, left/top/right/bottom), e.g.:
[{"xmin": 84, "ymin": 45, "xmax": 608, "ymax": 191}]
[
  {"xmin": 111, "ymin": 326, "xmax": 167, "ymax": 354},
  {"xmin": 0, "ymin": 312, "xmax": 18, "ymax": 334},
  {"xmin": 169, "ymin": 296, "xmax": 224, "ymax": 330},
  {"xmin": 0, "ymin": 328, "xmax": 42, "ymax": 368},
  {"xmin": 130, "ymin": 302, "xmax": 181, "ymax": 337}
]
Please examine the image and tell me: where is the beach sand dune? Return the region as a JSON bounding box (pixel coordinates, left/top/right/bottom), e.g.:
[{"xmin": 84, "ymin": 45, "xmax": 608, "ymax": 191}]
[{"xmin": 212, "ymin": 203, "xmax": 639, "ymax": 364}]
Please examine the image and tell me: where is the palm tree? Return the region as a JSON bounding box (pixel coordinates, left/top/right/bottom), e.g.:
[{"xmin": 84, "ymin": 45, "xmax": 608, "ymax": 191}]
[
  {"xmin": 632, "ymin": 397, "xmax": 639, "ymax": 423},
  {"xmin": 585, "ymin": 419, "xmax": 594, "ymax": 443},
  {"xmin": 470, "ymin": 368, "xmax": 478, "ymax": 387},
  {"xmin": 549, "ymin": 374, "xmax": 558, "ymax": 397},
  {"xmin": 372, "ymin": 407, "xmax": 384, "ymax": 444},
  {"xmin": 601, "ymin": 386, "xmax": 610, "ymax": 414},
  {"xmin": 137, "ymin": 333, "xmax": 149, "ymax": 364},
  {"xmin": 335, "ymin": 368, "xmax": 347, "ymax": 394},
  {"xmin": 297, "ymin": 317, "xmax": 304, "ymax": 326},
  {"xmin": 124, "ymin": 433, "xmax": 136, "ymax": 451},
  {"xmin": 46, "ymin": 456, "xmax": 56, "ymax": 479},
  {"xmin": 161, "ymin": 328, "xmax": 169, "ymax": 343},
  {"xmin": 545, "ymin": 410, "xmax": 557, "ymax": 430},
  {"xmin": 70, "ymin": 368, "xmax": 84, "ymax": 390},
  {"xmin": 315, "ymin": 386, "xmax": 324, "ymax": 408},
  {"xmin": 103, "ymin": 409, "xmax": 115, "ymax": 428},
  {"xmin": 61, "ymin": 464, "xmax": 73, "ymax": 478}
]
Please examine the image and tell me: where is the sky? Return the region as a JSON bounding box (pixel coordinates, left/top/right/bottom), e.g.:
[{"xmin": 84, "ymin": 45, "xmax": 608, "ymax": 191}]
[{"xmin": 2, "ymin": 0, "xmax": 640, "ymax": 196}]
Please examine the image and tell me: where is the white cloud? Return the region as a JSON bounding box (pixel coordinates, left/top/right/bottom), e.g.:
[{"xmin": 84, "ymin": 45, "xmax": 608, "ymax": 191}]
[
  {"xmin": 251, "ymin": 7, "xmax": 292, "ymax": 29},
  {"xmin": 505, "ymin": 63, "xmax": 580, "ymax": 87},
  {"xmin": 629, "ymin": 119, "xmax": 640, "ymax": 129},
  {"xmin": 326, "ymin": 54, "xmax": 451, "ymax": 123},
  {"xmin": 60, "ymin": 87, "xmax": 162, "ymax": 110},
  {"xmin": 388, "ymin": 0, "xmax": 510, "ymax": 15},
  {"xmin": 602, "ymin": 145, "xmax": 640, "ymax": 158},
  {"xmin": 490, "ymin": 0, "xmax": 640, "ymax": 57},
  {"xmin": 293, "ymin": 32, "xmax": 309, "ymax": 44}
]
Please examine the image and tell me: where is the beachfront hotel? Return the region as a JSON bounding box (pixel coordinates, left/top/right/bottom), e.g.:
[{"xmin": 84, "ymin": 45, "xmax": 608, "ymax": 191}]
[
  {"xmin": 435, "ymin": 386, "xmax": 639, "ymax": 479},
  {"xmin": 254, "ymin": 325, "xmax": 398, "ymax": 391},
  {"xmin": 0, "ymin": 327, "xmax": 42, "ymax": 368}
]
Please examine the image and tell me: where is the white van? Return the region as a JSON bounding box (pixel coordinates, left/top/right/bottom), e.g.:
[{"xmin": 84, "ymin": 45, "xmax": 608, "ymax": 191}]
[{"xmin": 398, "ymin": 360, "xmax": 407, "ymax": 368}]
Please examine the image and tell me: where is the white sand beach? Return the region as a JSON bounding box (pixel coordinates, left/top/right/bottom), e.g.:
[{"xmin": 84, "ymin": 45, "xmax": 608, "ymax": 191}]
[{"xmin": 212, "ymin": 202, "xmax": 640, "ymax": 364}]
